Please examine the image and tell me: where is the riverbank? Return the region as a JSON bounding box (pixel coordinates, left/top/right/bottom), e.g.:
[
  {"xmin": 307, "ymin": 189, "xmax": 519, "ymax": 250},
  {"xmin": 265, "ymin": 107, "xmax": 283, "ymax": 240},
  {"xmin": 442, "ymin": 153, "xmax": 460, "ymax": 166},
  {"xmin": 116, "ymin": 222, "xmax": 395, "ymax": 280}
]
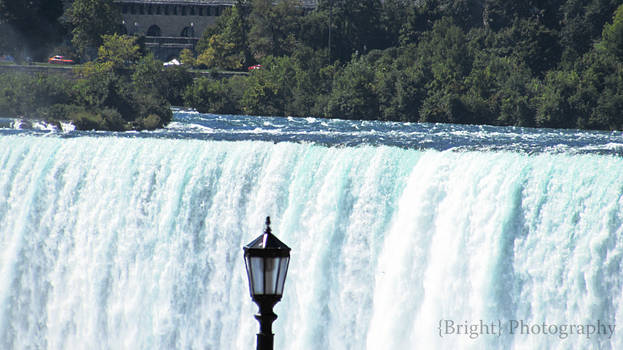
[{"xmin": 0, "ymin": 52, "xmax": 175, "ymax": 131}]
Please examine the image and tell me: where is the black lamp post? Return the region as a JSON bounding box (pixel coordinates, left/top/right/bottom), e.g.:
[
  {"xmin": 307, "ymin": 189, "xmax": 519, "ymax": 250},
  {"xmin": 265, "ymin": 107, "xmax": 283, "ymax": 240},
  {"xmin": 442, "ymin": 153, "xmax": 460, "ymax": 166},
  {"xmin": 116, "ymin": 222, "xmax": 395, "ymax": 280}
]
[{"xmin": 243, "ymin": 217, "xmax": 291, "ymax": 350}]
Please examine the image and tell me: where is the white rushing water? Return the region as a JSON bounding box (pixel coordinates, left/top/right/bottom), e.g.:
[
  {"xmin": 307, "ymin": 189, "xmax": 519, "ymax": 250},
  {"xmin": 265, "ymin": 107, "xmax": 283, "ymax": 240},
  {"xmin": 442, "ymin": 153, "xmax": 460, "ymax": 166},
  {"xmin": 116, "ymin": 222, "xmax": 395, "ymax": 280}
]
[{"xmin": 1, "ymin": 135, "xmax": 622, "ymax": 349}]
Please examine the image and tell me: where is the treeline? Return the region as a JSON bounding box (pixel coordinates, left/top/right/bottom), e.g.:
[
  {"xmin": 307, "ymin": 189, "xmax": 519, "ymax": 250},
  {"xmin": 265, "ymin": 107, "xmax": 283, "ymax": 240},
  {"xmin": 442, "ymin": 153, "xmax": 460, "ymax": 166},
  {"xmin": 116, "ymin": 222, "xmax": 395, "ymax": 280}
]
[
  {"xmin": 0, "ymin": 35, "xmax": 191, "ymax": 130},
  {"xmin": 0, "ymin": 0, "xmax": 181, "ymax": 130},
  {"xmin": 4, "ymin": 0, "xmax": 623, "ymax": 131},
  {"xmin": 0, "ymin": 0, "xmax": 137, "ymax": 63},
  {"xmin": 184, "ymin": 0, "xmax": 623, "ymax": 131}
]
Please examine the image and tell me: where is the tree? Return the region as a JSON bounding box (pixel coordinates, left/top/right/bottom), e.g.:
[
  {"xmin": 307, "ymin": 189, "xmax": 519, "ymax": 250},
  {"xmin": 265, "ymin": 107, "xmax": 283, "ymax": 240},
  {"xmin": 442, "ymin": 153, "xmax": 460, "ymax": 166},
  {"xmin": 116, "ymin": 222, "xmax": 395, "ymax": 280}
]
[
  {"xmin": 65, "ymin": 0, "xmax": 122, "ymax": 60},
  {"xmin": 419, "ymin": 90, "xmax": 473, "ymax": 124},
  {"xmin": 490, "ymin": 18, "xmax": 561, "ymax": 76},
  {"xmin": 196, "ymin": 6, "xmax": 249, "ymax": 69},
  {"xmin": 378, "ymin": 0, "xmax": 412, "ymax": 48},
  {"xmin": 289, "ymin": 47, "xmax": 337, "ymax": 116},
  {"xmin": 196, "ymin": 34, "xmax": 244, "ymax": 70},
  {"xmin": 574, "ymin": 50, "xmax": 623, "ymax": 130},
  {"xmin": 297, "ymin": 9, "xmax": 330, "ymax": 53},
  {"xmin": 417, "ymin": 18, "xmax": 471, "ymax": 94},
  {"xmin": 465, "ymin": 55, "xmax": 537, "ymax": 126},
  {"xmin": 71, "ymin": 39, "xmax": 172, "ymax": 130},
  {"xmin": 327, "ymin": 54, "xmax": 379, "ymax": 120},
  {"xmin": 249, "ymin": 0, "xmax": 303, "ymax": 58},
  {"xmin": 241, "ymin": 55, "xmax": 299, "ymax": 116},
  {"xmin": 185, "ymin": 76, "xmax": 244, "ymax": 115},
  {"xmin": 74, "ymin": 60, "xmax": 135, "ymax": 125},
  {"xmin": 98, "ymin": 34, "xmax": 141, "ymax": 68},
  {"xmin": 179, "ymin": 48, "xmax": 196, "ymax": 67},
  {"xmin": 559, "ymin": 0, "xmax": 621, "ymax": 65},
  {"xmin": 364, "ymin": 47, "xmax": 426, "ymax": 122},
  {"xmin": 600, "ymin": 4, "xmax": 623, "ymax": 60},
  {"xmin": 316, "ymin": 0, "xmax": 385, "ymax": 61},
  {"xmin": 0, "ymin": 0, "xmax": 65, "ymax": 60},
  {"xmin": 483, "ymin": 0, "xmax": 530, "ymax": 31},
  {"xmin": 0, "ymin": 72, "xmax": 73, "ymax": 118},
  {"xmin": 534, "ymin": 69, "xmax": 580, "ymax": 129},
  {"xmin": 416, "ymin": 0, "xmax": 483, "ymax": 30}
]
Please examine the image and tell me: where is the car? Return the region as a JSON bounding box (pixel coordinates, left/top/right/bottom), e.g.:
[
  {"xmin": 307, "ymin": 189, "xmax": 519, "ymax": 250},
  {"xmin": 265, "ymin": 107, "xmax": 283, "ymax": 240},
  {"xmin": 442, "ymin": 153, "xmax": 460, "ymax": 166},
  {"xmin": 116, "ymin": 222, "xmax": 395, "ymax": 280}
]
[
  {"xmin": 48, "ymin": 55, "xmax": 75, "ymax": 64},
  {"xmin": 0, "ymin": 55, "xmax": 15, "ymax": 63},
  {"xmin": 248, "ymin": 64, "xmax": 263, "ymax": 71}
]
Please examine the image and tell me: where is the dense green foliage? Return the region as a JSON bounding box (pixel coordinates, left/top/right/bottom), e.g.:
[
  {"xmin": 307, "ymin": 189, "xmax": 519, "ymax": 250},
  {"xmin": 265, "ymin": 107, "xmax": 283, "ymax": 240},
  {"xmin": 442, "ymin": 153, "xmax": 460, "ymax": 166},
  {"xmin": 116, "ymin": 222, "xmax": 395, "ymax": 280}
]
[
  {"xmin": 65, "ymin": 0, "xmax": 123, "ymax": 61},
  {"xmin": 0, "ymin": 0, "xmax": 183, "ymax": 132},
  {"xmin": 187, "ymin": 0, "xmax": 623, "ymax": 131},
  {"xmin": 0, "ymin": 35, "xmax": 175, "ymax": 130},
  {"xmin": 0, "ymin": 0, "xmax": 123, "ymax": 62},
  {"xmin": 0, "ymin": 0, "xmax": 66, "ymax": 61},
  {"xmin": 4, "ymin": 0, "xmax": 623, "ymax": 131}
]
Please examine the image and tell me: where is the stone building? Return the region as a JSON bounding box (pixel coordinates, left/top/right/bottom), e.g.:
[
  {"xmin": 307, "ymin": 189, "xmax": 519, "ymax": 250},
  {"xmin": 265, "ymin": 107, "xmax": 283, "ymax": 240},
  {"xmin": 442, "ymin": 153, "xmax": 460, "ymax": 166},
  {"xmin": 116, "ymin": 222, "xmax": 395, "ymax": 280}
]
[{"xmin": 115, "ymin": 0, "xmax": 317, "ymax": 60}]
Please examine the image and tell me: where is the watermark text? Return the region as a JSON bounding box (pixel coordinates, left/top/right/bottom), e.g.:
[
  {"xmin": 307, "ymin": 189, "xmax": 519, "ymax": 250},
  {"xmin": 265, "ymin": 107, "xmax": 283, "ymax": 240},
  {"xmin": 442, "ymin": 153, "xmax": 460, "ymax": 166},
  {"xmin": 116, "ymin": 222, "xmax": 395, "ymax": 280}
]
[{"xmin": 438, "ymin": 319, "xmax": 615, "ymax": 340}]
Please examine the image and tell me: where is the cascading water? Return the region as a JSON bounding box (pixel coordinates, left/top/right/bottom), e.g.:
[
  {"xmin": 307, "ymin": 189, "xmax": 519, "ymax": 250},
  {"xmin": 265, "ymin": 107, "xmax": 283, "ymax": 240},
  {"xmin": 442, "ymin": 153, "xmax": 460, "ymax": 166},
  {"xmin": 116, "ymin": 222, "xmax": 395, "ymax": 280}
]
[{"xmin": 1, "ymin": 112, "xmax": 623, "ymax": 349}]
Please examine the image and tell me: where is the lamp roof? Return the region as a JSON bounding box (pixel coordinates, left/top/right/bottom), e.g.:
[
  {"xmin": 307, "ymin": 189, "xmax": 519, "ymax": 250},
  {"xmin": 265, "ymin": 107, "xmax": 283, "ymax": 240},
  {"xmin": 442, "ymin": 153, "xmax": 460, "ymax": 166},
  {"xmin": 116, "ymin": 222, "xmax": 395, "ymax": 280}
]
[{"xmin": 244, "ymin": 217, "xmax": 291, "ymax": 257}]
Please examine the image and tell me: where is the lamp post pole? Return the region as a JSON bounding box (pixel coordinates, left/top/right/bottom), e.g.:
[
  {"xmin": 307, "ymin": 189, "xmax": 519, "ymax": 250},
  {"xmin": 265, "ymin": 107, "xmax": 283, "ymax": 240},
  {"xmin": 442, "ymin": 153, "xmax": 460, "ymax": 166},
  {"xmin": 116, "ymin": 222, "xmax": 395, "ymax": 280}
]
[
  {"xmin": 254, "ymin": 295, "xmax": 279, "ymax": 349},
  {"xmin": 243, "ymin": 217, "xmax": 291, "ymax": 350}
]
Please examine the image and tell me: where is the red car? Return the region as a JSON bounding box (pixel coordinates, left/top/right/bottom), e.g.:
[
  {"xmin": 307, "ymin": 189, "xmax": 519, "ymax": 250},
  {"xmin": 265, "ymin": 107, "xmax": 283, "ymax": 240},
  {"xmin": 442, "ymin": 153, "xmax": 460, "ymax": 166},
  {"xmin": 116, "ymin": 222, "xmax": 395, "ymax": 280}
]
[
  {"xmin": 248, "ymin": 64, "xmax": 263, "ymax": 71},
  {"xmin": 48, "ymin": 55, "xmax": 75, "ymax": 64}
]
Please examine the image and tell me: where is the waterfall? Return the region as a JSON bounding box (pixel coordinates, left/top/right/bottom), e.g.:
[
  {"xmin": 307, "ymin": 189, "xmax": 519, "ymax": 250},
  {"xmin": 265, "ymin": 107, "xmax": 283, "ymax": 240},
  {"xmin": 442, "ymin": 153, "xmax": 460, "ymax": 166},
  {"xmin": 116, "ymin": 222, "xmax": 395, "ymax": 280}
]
[{"xmin": 0, "ymin": 135, "xmax": 622, "ymax": 349}]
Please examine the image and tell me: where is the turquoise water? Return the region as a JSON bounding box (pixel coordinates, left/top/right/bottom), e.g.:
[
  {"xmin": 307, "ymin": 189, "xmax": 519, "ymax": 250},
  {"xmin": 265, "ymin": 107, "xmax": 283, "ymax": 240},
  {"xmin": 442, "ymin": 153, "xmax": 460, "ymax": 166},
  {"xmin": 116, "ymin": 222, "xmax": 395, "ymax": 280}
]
[{"xmin": 1, "ymin": 112, "xmax": 622, "ymax": 349}]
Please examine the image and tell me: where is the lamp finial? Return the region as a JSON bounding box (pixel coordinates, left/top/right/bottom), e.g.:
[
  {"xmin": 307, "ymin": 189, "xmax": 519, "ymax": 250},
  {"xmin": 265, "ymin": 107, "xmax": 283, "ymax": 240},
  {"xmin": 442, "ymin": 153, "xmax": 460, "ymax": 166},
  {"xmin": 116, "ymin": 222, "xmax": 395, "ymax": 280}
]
[{"xmin": 264, "ymin": 216, "xmax": 271, "ymax": 235}]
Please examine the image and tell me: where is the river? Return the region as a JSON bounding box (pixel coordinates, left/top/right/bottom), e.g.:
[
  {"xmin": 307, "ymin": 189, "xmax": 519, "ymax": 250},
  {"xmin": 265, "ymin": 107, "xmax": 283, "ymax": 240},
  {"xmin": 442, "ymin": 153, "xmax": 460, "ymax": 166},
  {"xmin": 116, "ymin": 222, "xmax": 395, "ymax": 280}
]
[{"xmin": 1, "ymin": 110, "xmax": 622, "ymax": 349}]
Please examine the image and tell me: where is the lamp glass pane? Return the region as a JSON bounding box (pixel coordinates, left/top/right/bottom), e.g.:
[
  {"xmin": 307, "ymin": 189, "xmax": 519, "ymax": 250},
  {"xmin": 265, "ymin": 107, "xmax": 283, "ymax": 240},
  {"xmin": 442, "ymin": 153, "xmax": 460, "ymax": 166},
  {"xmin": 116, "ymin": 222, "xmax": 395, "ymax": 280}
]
[
  {"xmin": 250, "ymin": 256, "xmax": 264, "ymax": 295},
  {"xmin": 276, "ymin": 257, "xmax": 290, "ymax": 295},
  {"xmin": 244, "ymin": 256, "xmax": 254, "ymax": 295},
  {"xmin": 264, "ymin": 257, "xmax": 279, "ymax": 295}
]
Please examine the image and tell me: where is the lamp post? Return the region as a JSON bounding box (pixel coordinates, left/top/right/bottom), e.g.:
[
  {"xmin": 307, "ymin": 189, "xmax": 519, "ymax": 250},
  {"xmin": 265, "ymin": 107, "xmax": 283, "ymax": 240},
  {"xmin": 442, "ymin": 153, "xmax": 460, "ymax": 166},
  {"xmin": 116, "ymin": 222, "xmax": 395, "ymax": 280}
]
[
  {"xmin": 328, "ymin": 0, "xmax": 333, "ymax": 64},
  {"xmin": 243, "ymin": 217, "xmax": 291, "ymax": 350},
  {"xmin": 189, "ymin": 22, "xmax": 195, "ymax": 49}
]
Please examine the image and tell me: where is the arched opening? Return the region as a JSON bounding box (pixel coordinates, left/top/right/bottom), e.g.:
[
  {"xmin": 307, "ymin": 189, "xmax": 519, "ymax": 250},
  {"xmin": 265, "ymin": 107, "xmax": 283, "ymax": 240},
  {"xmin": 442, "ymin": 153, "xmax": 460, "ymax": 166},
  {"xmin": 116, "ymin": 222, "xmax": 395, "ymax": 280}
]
[
  {"xmin": 147, "ymin": 25, "xmax": 161, "ymax": 37},
  {"xmin": 180, "ymin": 26, "xmax": 195, "ymax": 37}
]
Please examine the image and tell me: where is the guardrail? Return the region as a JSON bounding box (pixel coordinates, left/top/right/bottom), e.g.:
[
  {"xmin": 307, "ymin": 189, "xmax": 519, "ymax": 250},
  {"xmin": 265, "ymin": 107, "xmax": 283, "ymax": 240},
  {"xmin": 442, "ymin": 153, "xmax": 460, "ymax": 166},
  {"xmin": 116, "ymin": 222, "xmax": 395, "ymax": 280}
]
[
  {"xmin": 0, "ymin": 64, "xmax": 247, "ymax": 79},
  {"xmin": 0, "ymin": 64, "xmax": 76, "ymax": 77}
]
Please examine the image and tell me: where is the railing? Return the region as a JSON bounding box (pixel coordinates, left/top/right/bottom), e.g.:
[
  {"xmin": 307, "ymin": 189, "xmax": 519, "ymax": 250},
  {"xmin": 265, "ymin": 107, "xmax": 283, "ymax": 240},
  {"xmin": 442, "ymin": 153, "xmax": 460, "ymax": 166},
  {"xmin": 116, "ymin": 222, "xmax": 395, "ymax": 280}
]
[{"xmin": 144, "ymin": 36, "xmax": 199, "ymax": 47}]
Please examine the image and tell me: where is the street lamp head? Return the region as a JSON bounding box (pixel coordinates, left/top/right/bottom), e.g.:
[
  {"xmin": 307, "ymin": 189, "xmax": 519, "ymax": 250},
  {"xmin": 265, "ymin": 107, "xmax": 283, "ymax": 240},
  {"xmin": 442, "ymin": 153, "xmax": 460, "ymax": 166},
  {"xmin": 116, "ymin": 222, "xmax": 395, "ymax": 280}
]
[
  {"xmin": 244, "ymin": 217, "xmax": 290, "ymax": 350},
  {"xmin": 243, "ymin": 217, "xmax": 291, "ymax": 300}
]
